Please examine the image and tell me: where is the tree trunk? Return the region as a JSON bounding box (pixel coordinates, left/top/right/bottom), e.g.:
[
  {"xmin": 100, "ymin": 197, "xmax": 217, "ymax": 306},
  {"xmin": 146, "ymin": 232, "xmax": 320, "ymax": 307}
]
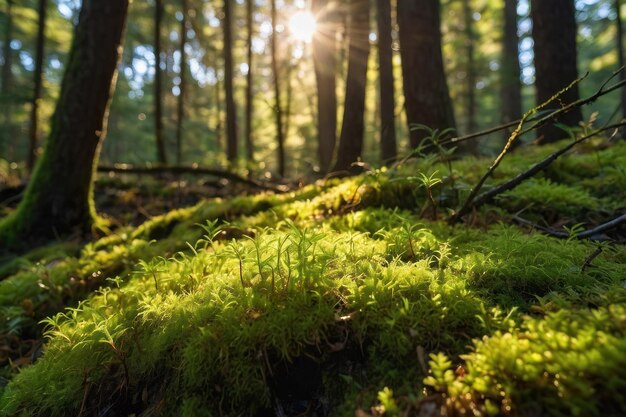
[
  {"xmin": 501, "ymin": 0, "xmax": 523, "ymax": 143},
  {"xmin": 176, "ymin": 0, "xmax": 188, "ymax": 165},
  {"xmin": 154, "ymin": 0, "xmax": 167, "ymax": 164},
  {"xmin": 463, "ymin": 0, "xmax": 477, "ymax": 137},
  {"xmin": 312, "ymin": 0, "xmax": 338, "ymax": 174},
  {"xmin": 398, "ymin": 0, "xmax": 456, "ymax": 150},
  {"xmin": 0, "ymin": 0, "xmax": 129, "ymax": 249},
  {"xmin": 245, "ymin": 0, "xmax": 254, "ymax": 162},
  {"xmin": 27, "ymin": 0, "xmax": 47, "ymax": 173},
  {"xmin": 223, "ymin": 0, "xmax": 238, "ymax": 163},
  {"xmin": 270, "ymin": 0, "xmax": 285, "ymax": 176},
  {"xmin": 531, "ymin": 0, "xmax": 582, "ymax": 143},
  {"xmin": 334, "ymin": 0, "xmax": 370, "ymax": 173},
  {"xmin": 376, "ymin": 0, "xmax": 397, "ymax": 164},
  {"xmin": 1, "ymin": 0, "xmax": 14, "ymax": 159},
  {"xmin": 616, "ymin": 0, "xmax": 626, "ymax": 126},
  {"xmin": 283, "ymin": 43, "xmax": 294, "ymax": 146}
]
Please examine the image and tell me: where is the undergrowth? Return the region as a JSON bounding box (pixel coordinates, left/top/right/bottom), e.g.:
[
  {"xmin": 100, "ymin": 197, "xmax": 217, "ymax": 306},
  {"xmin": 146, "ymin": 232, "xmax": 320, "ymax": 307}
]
[{"xmin": 1, "ymin": 139, "xmax": 625, "ymax": 416}]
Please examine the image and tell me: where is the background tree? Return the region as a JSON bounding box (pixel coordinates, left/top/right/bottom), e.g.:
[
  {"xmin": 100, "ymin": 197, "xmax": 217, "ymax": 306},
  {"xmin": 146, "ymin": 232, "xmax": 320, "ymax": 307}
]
[
  {"xmin": 501, "ymin": 0, "xmax": 522, "ymax": 142},
  {"xmin": 312, "ymin": 0, "xmax": 338, "ymax": 174},
  {"xmin": 376, "ymin": 0, "xmax": 397, "ymax": 164},
  {"xmin": 245, "ymin": 0, "xmax": 255, "ymax": 163},
  {"xmin": 176, "ymin": 0, "xmax": 188, "ymax": 165},
  {"xmin": 0, "ymin": 0, "xmax": 129, "ymax": 249},
  {"xmin": 616, "ymin": 0, "xmax": 625, "ymax": 125},
  {"xmin": 531, "ymin": 0, "xmax": 583, "ymax": 143},
  {"xmin": 398, "ymin": 0, "xmax": 456, "ymax": 150},
  {"xmin": 154, "ymin": 0, "xmax": 167, "ymax": 164},
  {"xmin": 1, "ymin": 0, "xmax": 14, "ymax": 159},
  {"xmin": 334, "ymin": 0, "xmax": 370, "ymax": 172},
  {"xmin": 27, "ymin": 0, "xmax": 47, "ymax": 173},
  {"xmin": 223, "ymin": 0, "xmax": 238, "ymax": 163},
  {"xmin": 270, "ymin": 0, "xmax": 285, "ymax": 176}
]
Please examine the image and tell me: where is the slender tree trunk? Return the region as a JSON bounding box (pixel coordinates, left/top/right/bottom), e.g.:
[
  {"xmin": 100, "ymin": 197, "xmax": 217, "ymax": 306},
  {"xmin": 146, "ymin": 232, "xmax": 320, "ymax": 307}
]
[
  {"xmin": 223, "ymin": 0, "xmax": 238, "ymax": 163},
  {"xmin": 215, "ymin": 75, "xmax": 223, "ymax": 153},
  {"xmin": 531, "ymin": 0, "xmax": 582, "ymax": 143},
  {"xmin": 283, "ymin": 43, "xmax": 294, "ymax": 145},
  {"xmin": 376, "ymin": 0, "xmax": 397, "ymax": 164},
  {"xmin": 0, "ymin": 0, "xmax": 129, "ymax": 248},
  {"xmin": 245, "ymin": 0, "xmax": 254, "ymax": 162},
  {"xmin": 2, "ymin": 0, "xmax": 14, "ymax": 159},
  {"xmin": 501, "ymin": 0, "xmax": 523, "ymax": 143},
  {"xmin": 27, "ymin": 0, "xmax": 47, "ymax": 173},
  {"xmin": 334, "ymin": 0, "xmax": 370, "ymax": 173},
  {"xmin": 616, "ymin": 0, "xmax": 626, "ymax": 125},
  {"xmin": 176, "ymin": 0, "xmax": 188, "ymax": 165},
  {"xmin": 398, "ymin": 0, "xmax": 456, "ymax": 150},
  {"xmin": 463, "ymin": 0, "xmax": 477, "ymax": 135},
  {"xmin": 154, "ymin": 0, "xmax": 167, "ymax": 164},
  {"xmin": 270, "ymin": 0, "xmax": 285, "ymax": 176},
  {"xmin": 312, "ymin": 0, "xmax": 338, "ymax": 173}
]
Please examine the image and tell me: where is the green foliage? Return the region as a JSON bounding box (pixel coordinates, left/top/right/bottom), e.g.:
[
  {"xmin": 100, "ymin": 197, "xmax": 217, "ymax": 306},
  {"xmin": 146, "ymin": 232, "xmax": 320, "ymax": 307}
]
[{"xmin": 1, "ymin": 140, "xmax": 626, "ymax": 416}]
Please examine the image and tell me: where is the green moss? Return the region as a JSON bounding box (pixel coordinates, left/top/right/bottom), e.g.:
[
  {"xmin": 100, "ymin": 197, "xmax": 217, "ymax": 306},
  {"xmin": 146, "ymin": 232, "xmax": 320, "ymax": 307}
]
[{"xmin": 1, "ymin": 140, "xmax": 625, "ymax": 416}]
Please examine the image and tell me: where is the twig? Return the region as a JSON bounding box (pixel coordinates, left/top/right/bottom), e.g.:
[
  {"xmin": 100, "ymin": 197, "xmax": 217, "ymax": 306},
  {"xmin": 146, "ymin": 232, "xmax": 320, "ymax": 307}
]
[
  {"xmin": 445, "ymin": 68, "xmax": 625, "ymax": 146},
  {"xmin": 512, "ymin": 213, "xmax": 626, "ymax": 242},
  {"xmin": 449, "ymin": 76, "xmax": 588, "ymax": 224},
  {"xmin": 463, "ymin": 122, "xmax": 625, "ymax": 214},
  {"xmin": 581, "ymin": 246, "xmax": 603, "ymax": 272},
  {"xmin": 97, "ymin": 165, "xmax": 290, "ymax": 193}
]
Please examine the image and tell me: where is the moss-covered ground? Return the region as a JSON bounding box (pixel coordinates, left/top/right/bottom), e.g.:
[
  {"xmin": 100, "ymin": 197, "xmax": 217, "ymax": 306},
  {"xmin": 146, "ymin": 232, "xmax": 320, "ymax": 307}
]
[{"xmin": 1, "ymin": 139, "xmax": 625, "ymax": 416}]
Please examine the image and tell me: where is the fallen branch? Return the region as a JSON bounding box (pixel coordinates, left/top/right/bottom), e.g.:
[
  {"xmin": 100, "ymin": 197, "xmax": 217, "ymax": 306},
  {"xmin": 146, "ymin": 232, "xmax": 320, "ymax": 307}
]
[
  {"xmin": 449, "ymin": 77, "xmax": 588, "ymax": 224},
  {"xmin": 463, "ymin": 122, "xmax": 625, "ymax": 214},
  {"xmin": 97, "ymin": 165, "xmax": 290, "ymax": 193},
  {"xmin": 512, "ymin": 213, "xmax": 626, "ymax": 242}
]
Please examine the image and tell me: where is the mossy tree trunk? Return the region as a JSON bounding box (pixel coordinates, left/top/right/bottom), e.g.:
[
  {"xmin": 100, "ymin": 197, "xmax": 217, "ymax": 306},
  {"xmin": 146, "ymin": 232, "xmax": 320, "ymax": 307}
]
[
  {"xmin": 0, "ymin": 0, "xmax": 129, "ymax": 249},
  {"xmin": 334, "ymin": 0, "xmax": 370, "ymax": 173},
  {"xmin": 312, "ymin": 0, "xmax": 338, "ymax": 174},
  {"xmin": 531, "ymin": 0, "xmax": 582, "ymax": 144},
  {"xmin": 398, "ymin": 0, "xmax": 456, "ymax": 150}
]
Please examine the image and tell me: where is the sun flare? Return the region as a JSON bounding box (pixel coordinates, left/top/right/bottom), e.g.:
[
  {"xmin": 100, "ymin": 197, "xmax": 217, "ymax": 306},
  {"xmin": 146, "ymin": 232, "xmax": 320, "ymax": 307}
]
[{"xmin": 288, "ymin": 11, "xmax": 317, "ymax": 43}]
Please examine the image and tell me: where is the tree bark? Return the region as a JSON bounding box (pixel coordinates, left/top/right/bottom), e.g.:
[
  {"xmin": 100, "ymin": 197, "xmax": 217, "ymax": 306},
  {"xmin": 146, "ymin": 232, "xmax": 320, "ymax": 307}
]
[
  {"xmin": 463, "ymin": 0, "xmax": 477, "ymax": 136},
  {"xmin": 27, "ymin": 0, "xmax": 47, "ymax": 173},
  {"xmin": 0, "ymin": 0, "xmax": 129, "ymax": 249},
  {"xmin": 531, "ymin": 0, "xmax": 582, "ymax": 144},
  {"xmin": 616, "ymin": 0, "xmax": 626, "ymax": 126},
  {"xmin": 223, "ymin": 0, "xmax": 238, "ymax": 163},
  {"xmin": 397, "ymin": 0, "xmax": 456, "ymax": 150},
  {"xmin": 312, "ymin": 0, "xmax": 338, "ymax": 173},
  {"xmin": 270, "ymin": 0, "xmax": 285, "ymax": 176},
  {"xmin": 376, "ymin": 0, "xmax": 397, "ymax": 164},
  {"xmin": 154, "ymin": 0, "xmax": 167, "ymax": 164},
  {"xmin": 501, "ymin": 0, "xmax": 523, "ymax": 143},
  {"xmin": 1, "ymin": 0, "xmax": 14, "ymax": 159},
  {"xmin": 176, "ymin": 0, "xmax": 188, "ymax": 165},
  {"xmin": 334, "ymin": 0, "xmax": 370, "ymax": 173},
  {"xmin": 244, "ymin": 0, "xmax": 254, "ymax": 162}
]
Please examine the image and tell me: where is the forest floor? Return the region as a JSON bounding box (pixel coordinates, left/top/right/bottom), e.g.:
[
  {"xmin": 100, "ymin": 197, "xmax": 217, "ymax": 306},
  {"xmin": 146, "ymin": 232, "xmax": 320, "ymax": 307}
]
[{"xmin": 0, "ymin": 138, "xmax": 625, "ymax": 416}]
